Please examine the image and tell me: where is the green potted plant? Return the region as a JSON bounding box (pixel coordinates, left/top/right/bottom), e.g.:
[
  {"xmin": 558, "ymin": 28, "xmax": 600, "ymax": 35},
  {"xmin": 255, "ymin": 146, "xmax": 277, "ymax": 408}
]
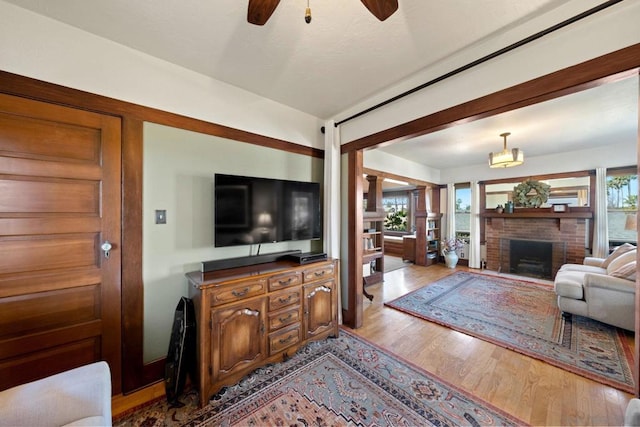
[{"xmin": 384, "ymin": 210, "xmax": 407, "ymax": 231}]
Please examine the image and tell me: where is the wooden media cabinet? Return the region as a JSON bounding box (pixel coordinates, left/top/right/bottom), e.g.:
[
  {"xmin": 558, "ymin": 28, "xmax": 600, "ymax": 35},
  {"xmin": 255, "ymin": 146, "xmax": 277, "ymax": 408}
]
[{"xmin": 186, "ymin": 258, "xmax": 339, "ymax": 407}]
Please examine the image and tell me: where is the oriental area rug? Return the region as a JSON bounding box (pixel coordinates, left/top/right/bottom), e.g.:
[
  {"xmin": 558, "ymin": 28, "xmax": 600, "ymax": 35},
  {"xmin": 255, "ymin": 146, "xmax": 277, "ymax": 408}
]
[
  {"xmin": 114, "ymin": 328, "xmax": 522, "ymax": 426},
  {"xmin": 385, "ymin": 271, "xmax": 635, "ymax": 393}
]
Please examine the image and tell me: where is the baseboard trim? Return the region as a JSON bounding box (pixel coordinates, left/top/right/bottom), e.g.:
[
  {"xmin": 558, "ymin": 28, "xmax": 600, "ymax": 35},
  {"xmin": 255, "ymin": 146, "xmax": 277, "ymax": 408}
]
[{"xmin": 111, "ymin": 380, "xmax": 165, "ymax": 418}]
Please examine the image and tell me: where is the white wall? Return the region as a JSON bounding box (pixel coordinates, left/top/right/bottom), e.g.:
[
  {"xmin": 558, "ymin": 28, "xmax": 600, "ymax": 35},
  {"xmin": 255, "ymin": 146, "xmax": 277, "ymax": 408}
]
[
  {"xmin": 142, "ymin": 123, "xmax": 323, "ymax": 362},
  {"xmin": 364, "ymin": 150, "xmax": 441, "ymax": 184},
  {"xmin": 0, "ymin": 1, "xmax": 323, "ymax": 149}
]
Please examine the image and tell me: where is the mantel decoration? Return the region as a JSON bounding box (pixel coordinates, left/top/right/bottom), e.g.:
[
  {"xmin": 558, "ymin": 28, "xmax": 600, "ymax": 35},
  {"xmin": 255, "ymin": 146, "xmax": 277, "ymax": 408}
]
[{"xmin": 513, "ymin": 180, "xmax": 551, "ymax": 208}]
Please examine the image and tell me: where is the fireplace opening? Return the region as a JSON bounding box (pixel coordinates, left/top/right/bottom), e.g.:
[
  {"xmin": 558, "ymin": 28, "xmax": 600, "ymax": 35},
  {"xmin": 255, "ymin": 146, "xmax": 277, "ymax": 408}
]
[
  {"xmin": 499, "ymin": 238, "xmax": 567, "ymax": 280},
  {"xmin": 510, "ymin": 240, "xmax": 552, "ymax": 279}
]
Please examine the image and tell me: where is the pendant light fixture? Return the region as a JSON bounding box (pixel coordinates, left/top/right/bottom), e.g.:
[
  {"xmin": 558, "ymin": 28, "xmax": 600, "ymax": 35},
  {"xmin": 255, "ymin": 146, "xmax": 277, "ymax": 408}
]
[{"xmin": 488, "ymin": 132, "xmax": 524, "ymax": 168}]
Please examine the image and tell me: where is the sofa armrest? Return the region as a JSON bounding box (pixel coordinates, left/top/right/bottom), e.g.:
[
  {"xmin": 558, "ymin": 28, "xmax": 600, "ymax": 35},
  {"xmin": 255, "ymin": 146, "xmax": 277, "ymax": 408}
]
[
  {"xmin": 584, "ymin": 257, "xmax": 606, "ymax": 267},
  {"xmin": 0, "ymin": 361, "xmax": 112, "ymax": 427},
  {"xmin": 625, "ymin": 398, "xmax": 640, "ymax": 426},
  {"xmin": 584, "ymin": 272, "xmax": 635, "ymax": 294}
]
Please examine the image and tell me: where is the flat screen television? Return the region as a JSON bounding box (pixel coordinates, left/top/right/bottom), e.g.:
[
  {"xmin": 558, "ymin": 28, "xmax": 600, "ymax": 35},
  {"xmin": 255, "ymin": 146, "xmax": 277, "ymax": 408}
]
[{"xmin": 214, "ymin": 173, "xmax": 321, "ymax": 248}]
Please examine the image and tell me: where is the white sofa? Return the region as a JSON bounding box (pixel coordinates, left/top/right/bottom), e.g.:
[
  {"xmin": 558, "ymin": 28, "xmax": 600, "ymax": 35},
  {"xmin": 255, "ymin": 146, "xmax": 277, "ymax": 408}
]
[
  {"xmin": 0, "ymin": 361, "xmax": 112, "ymax": 427},
  {"xmin": 626, "ymin": 398, "xmax": 640, "ymax": 426},
  {"xmin": 554, "ymin": 244, "xmax": 636, "ymax": 331}
]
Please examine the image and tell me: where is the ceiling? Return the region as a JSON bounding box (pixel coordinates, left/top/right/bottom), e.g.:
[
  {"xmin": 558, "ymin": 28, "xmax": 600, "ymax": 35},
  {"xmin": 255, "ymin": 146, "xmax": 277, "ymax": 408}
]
[
  {"xmin": 377, "ymin": 75, "xmax": 638, "ymax": 169},
  {"xmin": 4, "ymin": 0, "xmax": 637, "ymax": 169}
]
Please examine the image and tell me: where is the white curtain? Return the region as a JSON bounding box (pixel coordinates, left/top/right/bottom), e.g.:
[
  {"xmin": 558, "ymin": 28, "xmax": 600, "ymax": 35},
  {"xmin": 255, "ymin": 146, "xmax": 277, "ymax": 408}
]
[
  {"xmin": 323, "ymin": 119, "xmax": 342, "ymax": 324},
  {"xmin": 446, "ymin": 183, "xmax": 456, "ymax": 240},
  {"xmin": 469, "ymin": 181, "xmax": 481, "ymax": 268},
  {"xmin": 593, "ymin": 167, "xmax": 609, "ymax": 258}
]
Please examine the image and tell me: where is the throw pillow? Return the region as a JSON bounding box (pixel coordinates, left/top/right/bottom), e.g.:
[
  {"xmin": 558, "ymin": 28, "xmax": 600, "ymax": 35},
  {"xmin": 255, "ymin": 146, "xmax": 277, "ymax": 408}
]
[
  {"xmin": 610, "ymin": 261, "xmax": 637, "ymax": 282},
  {"xmin": 602, "ymin": 243, "xmax": 636, "ymax": 268},
  {"xmin": 607, "ymin": 250, "xmax": 637, "ymax": 275}
]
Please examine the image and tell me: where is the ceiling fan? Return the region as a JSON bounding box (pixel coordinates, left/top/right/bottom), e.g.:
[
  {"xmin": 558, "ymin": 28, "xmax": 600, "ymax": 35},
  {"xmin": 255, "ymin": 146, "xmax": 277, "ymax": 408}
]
[{"xmin": 248, "ymin": 0, "xmax": 399, "ymax": 25}]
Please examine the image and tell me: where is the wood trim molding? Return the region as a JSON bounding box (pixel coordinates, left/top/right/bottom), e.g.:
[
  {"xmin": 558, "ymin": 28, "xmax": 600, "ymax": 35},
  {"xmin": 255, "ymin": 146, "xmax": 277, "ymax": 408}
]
[
  {"xmin": 0, "ymin": 70, "xmax": 323, "ymax": 159},
  {"xmin": 121, "ymin": 117, "xmax": 145, "ymax": 392},
  {"xmin": 343, "ymin": 150, "xmax": 364, "ymax": 328},
  {"xmin": 341, "ymin": 43, "xmax": 640, "ymax": 154},
  {"xmin": 479, "ymin": 170, "xmax": 595, "ymax": 186}
]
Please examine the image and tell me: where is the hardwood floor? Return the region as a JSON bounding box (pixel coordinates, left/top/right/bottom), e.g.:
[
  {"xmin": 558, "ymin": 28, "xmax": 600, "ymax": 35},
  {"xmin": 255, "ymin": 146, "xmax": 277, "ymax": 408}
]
[{"xmin": 353, "ymin": 262, "xmax": 633, "ymax": 426}]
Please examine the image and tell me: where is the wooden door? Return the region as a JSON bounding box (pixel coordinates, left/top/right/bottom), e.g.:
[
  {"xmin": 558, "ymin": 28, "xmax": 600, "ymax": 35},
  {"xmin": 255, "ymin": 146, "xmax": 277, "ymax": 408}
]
[{"xmin": 0, "ymin": 94, "xmax": 122, "ymax": 393}]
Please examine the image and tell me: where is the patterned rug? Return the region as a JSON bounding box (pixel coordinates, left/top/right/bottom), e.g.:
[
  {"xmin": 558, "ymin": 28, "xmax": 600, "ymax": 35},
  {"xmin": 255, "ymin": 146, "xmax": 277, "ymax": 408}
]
[
  {"xmin": 114, "ymin": 328, "xmax": 523, "ymax": 426},
  {"xmin": 385, "ymin": 271, "xmax": 635, "ymax": 393}
]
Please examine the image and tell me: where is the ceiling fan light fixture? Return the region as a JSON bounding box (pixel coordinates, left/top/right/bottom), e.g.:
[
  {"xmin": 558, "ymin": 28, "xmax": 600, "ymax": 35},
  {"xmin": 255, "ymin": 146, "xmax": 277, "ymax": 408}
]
[
  {"xmin": 488, "ymin": 132, "xmax": 524, "ymax": 168},
  {"xmin": 305, "ymin": 0, "xmax": 311, "ymax": 23}
]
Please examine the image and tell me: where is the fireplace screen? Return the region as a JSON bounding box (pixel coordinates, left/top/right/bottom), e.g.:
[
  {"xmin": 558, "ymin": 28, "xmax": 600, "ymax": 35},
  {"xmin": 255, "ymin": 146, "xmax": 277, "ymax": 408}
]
[{"xmin": 499, "ymin": 238, "xmax": 567, "ymax": 280}]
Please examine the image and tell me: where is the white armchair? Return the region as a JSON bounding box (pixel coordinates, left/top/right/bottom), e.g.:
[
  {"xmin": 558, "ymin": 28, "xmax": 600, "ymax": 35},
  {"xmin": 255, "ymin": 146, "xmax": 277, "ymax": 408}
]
[
  {"xmin": 554, "ymin": 247, "xmax": 636, "ymax": 331},
  {"xmin": 0, "ymin": 361, "xmax": 112, "ymax": 427}
]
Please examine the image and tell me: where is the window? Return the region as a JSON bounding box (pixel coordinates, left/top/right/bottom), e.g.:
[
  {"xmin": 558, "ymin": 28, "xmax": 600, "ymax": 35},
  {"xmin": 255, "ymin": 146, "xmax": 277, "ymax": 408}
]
[
  {"xmin": 607, "ymin": 169, "xmax": 637, "ymax": 246},
  {"xmin": 383, "ymin": 191, "xmax": 409, "ymax": 232},
  {"xmin": 455, "ymin": 184, "xmax": 471, "ymax": 241},
  {"xmin": 484, "ymin": 176, "xmax": 591, "ymax": 209}
]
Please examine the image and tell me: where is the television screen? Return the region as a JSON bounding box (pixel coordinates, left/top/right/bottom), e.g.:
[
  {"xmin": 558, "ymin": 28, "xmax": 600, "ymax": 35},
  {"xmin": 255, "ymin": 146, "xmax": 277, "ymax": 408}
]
[{"xmin": 214, "ymin": 174, "xmax": 321, "ymax": 247}]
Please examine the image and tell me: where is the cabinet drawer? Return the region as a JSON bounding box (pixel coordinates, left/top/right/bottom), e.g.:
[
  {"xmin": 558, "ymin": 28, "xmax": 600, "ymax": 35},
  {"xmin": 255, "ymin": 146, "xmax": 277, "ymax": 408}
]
[
  {"xmin": 268, "ymin": 289, "xmax": 301, "ymax": 312},
  {"xmin": 208, "ymin": 279, "xmax": 266, "ymax": 306},
  {"xmin": 268, "ymin": 306, "xmax": 300, "ymax": 331},
  {"xmin": 268, "ymin": 272, "xmax": 302, "ymax": 291},
  {"xmin": 303, "ymin": 264, "xmax": 335, "ymax": 283},
  {"xmin": 269, "ymin": 324, "xmax": 301, "ymax": 355}
]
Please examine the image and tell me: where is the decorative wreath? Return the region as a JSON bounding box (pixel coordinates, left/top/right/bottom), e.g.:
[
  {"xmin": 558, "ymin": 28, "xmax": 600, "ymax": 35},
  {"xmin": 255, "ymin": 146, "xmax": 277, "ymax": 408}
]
[{"xmin": 513, "ymin": 180, "xmax": 551, "ymax": 208}]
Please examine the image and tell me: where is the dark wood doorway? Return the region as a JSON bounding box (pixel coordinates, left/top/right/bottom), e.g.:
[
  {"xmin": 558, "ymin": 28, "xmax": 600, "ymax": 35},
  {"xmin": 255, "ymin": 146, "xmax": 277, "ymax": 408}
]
[{"xmin": 0, "ymin": 93, "xmax": 123, "ymax": 393}]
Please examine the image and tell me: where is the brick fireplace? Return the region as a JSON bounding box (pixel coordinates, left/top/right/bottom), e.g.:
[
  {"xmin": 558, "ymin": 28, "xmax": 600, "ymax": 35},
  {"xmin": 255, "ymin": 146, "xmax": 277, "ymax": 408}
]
[{"xmin": 484, "ymin": 213, "xmax": 590, "ymax": 279}]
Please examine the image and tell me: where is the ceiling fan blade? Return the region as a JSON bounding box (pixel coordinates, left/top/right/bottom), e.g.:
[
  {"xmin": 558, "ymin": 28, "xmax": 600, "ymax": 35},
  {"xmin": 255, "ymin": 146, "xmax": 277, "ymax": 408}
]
[
  {"xmin": 360, "ymin": 0, "xmax": 398, "ymax": 21},
  {"xmin": 247, "ymin": 0, "xmax": 281, "ymax": 25}
]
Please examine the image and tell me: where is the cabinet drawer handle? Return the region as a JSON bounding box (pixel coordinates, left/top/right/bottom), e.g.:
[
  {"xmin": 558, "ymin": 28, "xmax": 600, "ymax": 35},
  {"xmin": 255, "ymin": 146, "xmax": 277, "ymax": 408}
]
[
  {"xmin": 314, "ymin": 271, "xmax": 326, "ymax": 277},
  {"xmin": 278, "ymin": 278, "xmax": 293, "ymax": 286},
  {"xmin": 278, "ymin": 295, "xmax": 293, "ymax": 304},
  {"xmin": 278, "ymin": 313, "xmax": 293, "ymax": 323},
  {"xmin": 279, "ymin": 334, "xmax": 295, "ymax": 344},
  {"xmin": 232, "ymin": 287, "xmax": 250, "ymax": 297}
]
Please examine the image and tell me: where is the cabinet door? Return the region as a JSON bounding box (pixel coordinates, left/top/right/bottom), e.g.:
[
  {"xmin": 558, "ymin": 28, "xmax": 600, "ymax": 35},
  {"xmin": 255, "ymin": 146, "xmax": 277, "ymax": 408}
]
[
  {"xmin": 211, "ymin": 297, "xmax": 266, "ymax": 382},
  {"xmin": 303, "ymin": 280, "xmax": 337, "ymax": 339}
]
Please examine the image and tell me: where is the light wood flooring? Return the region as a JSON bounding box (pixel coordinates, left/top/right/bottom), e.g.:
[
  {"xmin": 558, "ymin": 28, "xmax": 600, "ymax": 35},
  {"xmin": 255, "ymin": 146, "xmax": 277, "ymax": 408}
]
[{"xmin": 354, "ymin": 261, "xmax": 634, "ymax": 426}]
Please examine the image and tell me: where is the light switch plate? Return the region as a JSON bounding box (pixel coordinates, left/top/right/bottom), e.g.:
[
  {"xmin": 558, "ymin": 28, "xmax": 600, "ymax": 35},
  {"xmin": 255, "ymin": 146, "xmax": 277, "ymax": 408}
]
[{"xmin": 155, "ymin": 210, "xmax": 167, "ymax": 224}]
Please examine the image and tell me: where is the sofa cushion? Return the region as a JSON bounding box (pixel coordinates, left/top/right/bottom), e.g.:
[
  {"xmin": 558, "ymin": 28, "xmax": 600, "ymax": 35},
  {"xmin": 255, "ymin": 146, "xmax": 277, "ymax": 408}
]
[
  {"xmin": 558, "ymin": 264, "xmax": 606, "ymax": 274},
  {"xmin": 554, "ymin": 270, "xmax": 586, "ymax": 300},
  {"xmin": 602, "ymin": 243, "xmax": 636, "ymax": 268},
  {"xmin": 610, "ymin": 261, "xmax": 637, "ymax": 282},
  {"xmin": 606, "ymin": 250, "xmax": 637, "ymax": 275}
]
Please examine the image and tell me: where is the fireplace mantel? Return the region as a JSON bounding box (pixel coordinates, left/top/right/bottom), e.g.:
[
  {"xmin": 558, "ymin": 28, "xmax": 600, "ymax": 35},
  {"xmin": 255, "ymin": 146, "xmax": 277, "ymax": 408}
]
[{"xmin": 481, "ymin": 212, "xmax": 592, "ymax": 219}]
